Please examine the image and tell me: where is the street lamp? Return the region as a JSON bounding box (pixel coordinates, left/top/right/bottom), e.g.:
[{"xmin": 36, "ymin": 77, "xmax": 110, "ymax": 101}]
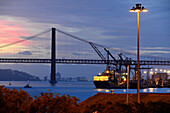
[{"xmin": 130, "ymin": 4, "xmax": 148, "ymax": 103}]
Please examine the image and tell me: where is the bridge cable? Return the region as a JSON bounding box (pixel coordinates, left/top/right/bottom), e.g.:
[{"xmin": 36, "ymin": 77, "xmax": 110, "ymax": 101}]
[
  {"xmin": 0, "ymin": 29, "xmax": 51, "ymax": 49},
  {"xmin": 56, "ymin": 29, "xmax": 170, "ymax": 61}
]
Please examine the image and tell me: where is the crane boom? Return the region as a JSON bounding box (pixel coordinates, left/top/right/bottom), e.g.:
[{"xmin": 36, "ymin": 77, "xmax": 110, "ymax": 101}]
[
  {"xmin": 89, "ymin": 42, "xmax": 106, "ymax": 61},
  {"xmin": 104, "ymin": 48, "xmax": 117, "ymax": 62}
]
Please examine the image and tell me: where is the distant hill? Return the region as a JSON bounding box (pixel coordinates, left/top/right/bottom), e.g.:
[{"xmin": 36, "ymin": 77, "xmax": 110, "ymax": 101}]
[{"xmin": 0, "ymin": 69, "xmax": 41, "ymax": 81}]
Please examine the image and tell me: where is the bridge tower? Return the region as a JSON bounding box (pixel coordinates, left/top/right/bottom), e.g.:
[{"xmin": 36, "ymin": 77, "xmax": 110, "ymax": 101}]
[{"xmin": 50, "ymin": 27, "xmax": 57, "ymax": 83}]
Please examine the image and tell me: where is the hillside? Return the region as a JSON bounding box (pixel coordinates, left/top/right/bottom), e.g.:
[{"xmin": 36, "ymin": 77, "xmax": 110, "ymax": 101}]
[
  {"xmin": 79, "ymin": 93, "xmax": 170, "ymax": 109},
  {"xmin": 79, "ymin": 93, "xmax": 170, "ymax": 113},
  {"xmin": 0, "ymin": 69, "xmax": 40, "ymax": 81}
]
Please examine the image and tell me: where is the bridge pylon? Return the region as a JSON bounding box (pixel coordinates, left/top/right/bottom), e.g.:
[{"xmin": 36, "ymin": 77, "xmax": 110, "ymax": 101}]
[{"xmin": 49, "ymin": 27, "xmax": 57, "ymax": 84}]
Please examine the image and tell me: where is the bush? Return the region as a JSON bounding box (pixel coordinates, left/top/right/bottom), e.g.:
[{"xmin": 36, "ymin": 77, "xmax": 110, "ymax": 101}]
[
  {"xmin": 28, "ymin": 93, "xmax": 80, "ymax": 113},
  {"xmin": 0, "ymin": 85, "xmax": 33, "ymax": 112},
  {"xmin": 0, "ymin": 85, "xmax": 80, "ymax": 113}
]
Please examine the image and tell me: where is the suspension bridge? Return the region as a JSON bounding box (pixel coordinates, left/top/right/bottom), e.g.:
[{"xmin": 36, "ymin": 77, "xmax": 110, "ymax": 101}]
[{"xmin": 0, "ymin": 28, "xmax": 170, "ymax": 83}]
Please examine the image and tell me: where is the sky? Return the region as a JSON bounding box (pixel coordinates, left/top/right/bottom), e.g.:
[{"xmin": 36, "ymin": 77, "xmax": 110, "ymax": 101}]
[{"xmin": 0, "ymin": 0, "xmax": 170, "ymax": 80}]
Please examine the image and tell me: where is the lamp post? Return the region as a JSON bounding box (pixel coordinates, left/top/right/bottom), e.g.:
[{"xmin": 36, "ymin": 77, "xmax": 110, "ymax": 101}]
[{"xmin": 130, "ymin": 4, "xmax": 148, "ymax": 103}]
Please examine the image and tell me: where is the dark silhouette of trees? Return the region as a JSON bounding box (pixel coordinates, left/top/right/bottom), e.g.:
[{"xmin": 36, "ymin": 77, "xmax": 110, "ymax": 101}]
[
  {"xmin": 0, "ymin": 85, "xmax": 80, "ymax": 113},
  {"xmin": 28, "ymin": 93, "xmax": 80, "ymax": 113},
  {"xmin": 0, "ymin": 85, "xmax": 33, "ymax": 112}
]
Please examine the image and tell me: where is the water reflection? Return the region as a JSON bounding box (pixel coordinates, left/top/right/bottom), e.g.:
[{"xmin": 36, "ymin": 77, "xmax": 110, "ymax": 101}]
[
  {"xmin": 105, "ymin": 89, "xmax": 110, "ymax": 92},
  {"xmin": 95, "ymin": 88, "xmax": 169, "ymax": 94},
  {"xmin": 148, "ymin": 88, "xmax": 157, "ymax": 92},
  {"xmin": 94, "ymin": 89, "xmax": 112, "ymax": 93},
  {"xmin": 50, "ymin": 83, "xmax": 57, "ymax": 87},
  {"xmin": 143, "ymin": 89, "xmax": 147, "ymax": 92},
  {"xmin": 94, "ymin": 89, "xmax": 105, "ymax": 92}
]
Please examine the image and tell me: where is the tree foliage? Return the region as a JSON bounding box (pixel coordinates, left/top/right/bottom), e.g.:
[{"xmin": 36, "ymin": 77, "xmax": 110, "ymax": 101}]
[
  {"xmin": 0, "ymin": 85, "xmax": 80, "ymax": 113},
  {"xmin": 0, "ymin": 85, "xmax": 33, "ymax": 112}
]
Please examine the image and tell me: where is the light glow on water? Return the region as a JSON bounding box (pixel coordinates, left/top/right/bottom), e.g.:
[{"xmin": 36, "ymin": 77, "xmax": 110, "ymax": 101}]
[
  {"xmin": 149, "ymin": 88, "xmax": 157, "ymax": 92},
  {"xmin": 105, "ymin": 89, "xmax": 110, "ymax": 92},
  {"xmin": 143, "ymin": 89, "xmax": 147, "ymax": 92},
  {"xmin": 96, "ymin": 89, "xmax": 104, "ymax": 92}
]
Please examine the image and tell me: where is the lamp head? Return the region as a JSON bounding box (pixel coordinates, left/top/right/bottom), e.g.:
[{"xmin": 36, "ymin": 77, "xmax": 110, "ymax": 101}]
[
  {"xmin": 129, "ymin": 4, "xmax": 148, "ymax": 13},
  {"xmin": 142, "ymin": 6, "xmax": 148, "ymax": 12},
  {"xmin": 136, "ymin": 4, "xmax": 142, "ymax": 9},
  {"xmin": 129, "ymin": 6, "xmax": 136, "ymax": 12}
]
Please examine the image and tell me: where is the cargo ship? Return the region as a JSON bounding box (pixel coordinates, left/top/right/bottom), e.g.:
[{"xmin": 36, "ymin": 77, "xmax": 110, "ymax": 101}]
[
  {"xmin": 93, "ymin": 65, "xmax": 127, "ymax": 89},
  {"xmin": 93, "ymin": 65, "xmax": 145, "ymax": 89}
]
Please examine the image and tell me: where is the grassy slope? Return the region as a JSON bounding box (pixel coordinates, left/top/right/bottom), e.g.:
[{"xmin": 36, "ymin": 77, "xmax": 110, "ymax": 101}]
[{"xmin": 79, "ymin": 93, "xmax": 170, "ymax": 109}]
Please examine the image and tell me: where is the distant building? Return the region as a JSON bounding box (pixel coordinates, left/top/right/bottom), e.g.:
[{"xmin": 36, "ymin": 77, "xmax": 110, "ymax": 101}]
[
  {"xmin": 76, "ymin": 77, "xmax": 88, "ymax": 81},
  {"xmin": 152, "ymin": 73, "xmax": 169, "ymax": 85},
  {"xmin": 56, "ymin": 72, "xmax": 61, "ymax": 81},
  {"xmin": 44, "ymin": 76, "xmax": 48, "ymax": 81}
]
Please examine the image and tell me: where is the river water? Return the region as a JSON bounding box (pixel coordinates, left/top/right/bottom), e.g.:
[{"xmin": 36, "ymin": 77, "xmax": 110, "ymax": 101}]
[{"xmin": 0, "ymin": 81, "xmax": 170, "ymax": 102}]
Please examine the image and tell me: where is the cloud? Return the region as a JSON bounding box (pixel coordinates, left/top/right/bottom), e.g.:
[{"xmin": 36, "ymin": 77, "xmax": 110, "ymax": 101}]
[
  {"xmin": 18, "ymin": 51, "xmax": 32, "ymax": 55},
  {"xmin": 142, "ymin": 47, "xmax": 170, "ymax": 50},
  {"xmin": 141, "ymin": 51, "xmax": 170, "ymax": 54},
  {"xmin": 72, "ymin": 52, "xmax": 89, "ymax": 56}
]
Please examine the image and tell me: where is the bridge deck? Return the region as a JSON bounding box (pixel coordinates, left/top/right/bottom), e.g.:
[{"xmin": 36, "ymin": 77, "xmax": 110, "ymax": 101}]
[{"xmin": 0, "ymin": 58, "xmax": 170, "ymax": 65}]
